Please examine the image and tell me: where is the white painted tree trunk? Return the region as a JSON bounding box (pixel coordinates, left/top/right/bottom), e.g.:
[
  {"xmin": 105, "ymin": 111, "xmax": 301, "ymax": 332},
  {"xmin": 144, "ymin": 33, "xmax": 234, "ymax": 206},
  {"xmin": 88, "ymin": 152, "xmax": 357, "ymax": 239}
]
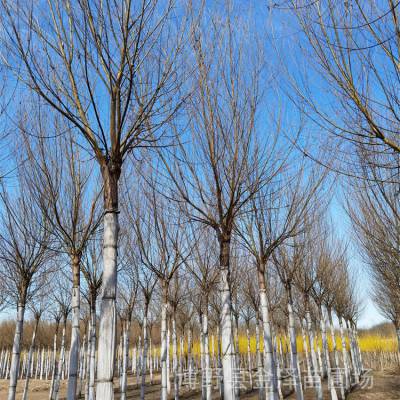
[
  {"xmin": 132, "ymin": 346, "xmax": 137, "ymax": 375},
  {"xmin": 339, "ymin": 317, "xmax": 350, "ymax": 391},
  {"xmin": 161, "ymin": 294, "xmax": 168, "ymax": 400},
  {"xmin": 88, "ymin": 310, "xmax": 97, "ymax": 400},
  {"xmin": 49, "ymin": 328, "xmax": 58, "ymax": 400},
  {"xmin": 320, "ymin": 307, "xmax": 329, "ymax": 379},
  {"xmin": 179, "ymin": 336, "xmax": 183, "ymax": 387},
  {"xmin": 187, "ymin": 328, "xmax": 194, "ymax": 390},
  {"xmin": 233, "ymin": 315, "xmax": 240, "ymax": 399},
  {"xmin": 8, "ymin": 302, "xmax": 25, "ymax": 400},
  {"xmin": 140, "ymin": 311, "xmax": 148, "ymax": 400},
  {"xmin": 352, "ymin": 324, "xmax": 363, "ymax": 373},
  {"xmin": 320, "ymin": 307, "xmax": 337, "ymax": 400},
  {"xmin": 255, "ymin": 317, "xmax": 264, "ymax": 400},
  {"xmin": 136, "ymin": 337, "xmax": 141, "ymax": 387},
  {"xmin": 121, "ymin": 320, "xmax": 131, "ymax": 400},
  {"xmin": 259, "ymin": 288, "xmax": 278, "ymax": 400},
  {"xmin": 78, "ymin": 335, "xmax": 87, "ymax": 398},
  {"xmin": 216, "ymin": 326, "xmax": 223, "ymax": 398},
  {"xmin": 52, "ymin": 322, "xmax": 66, "ymax": 400},
  {"xmin": 172, "ymin": 314, "xmax": 179, "ymax": 400},
  {"xmin": 203, "ymin": 311, "xmax": 212, "ymax": 400},
  {"xmin": 245, "ymin": 326, "xmax": 253, "ymax": 390},
  {"xmin": 199, "ymin": 313, "xmax": 205, "ymax": 400},
  {"xmin": 67, "ymin": 258, "xmax": 81, "ymax": 400},
  {"xmin": 301, "ymin": 323, "xmax": 312, "ymax": 379},
  {"xmin": 167, "ymin": 323, "xmax": 171, "ymax": 395},
  {"xmin": 220, "ymin": 265, "xmax": 235, "ymax": 400},
  {"xmin": 287, "ymin": 300, "xmax": 304, "ymax": 400},
  {"xmin": 150, "ymin": 337, "xmax": 153, "ymax": 384},
  {"xmin": 40, "ymin": 347, "xmax": 45, "ymax": 380},
  {"xmin": 22, "ymin": 317, "xmax": 39, "ymax": 400},
  {"xmin": 305, "ymin": 309, "xmax": 322, "ymax": 400},
  {"xmin": 96, "ymin": 211, "xmax": 118, "ymax": 400}
]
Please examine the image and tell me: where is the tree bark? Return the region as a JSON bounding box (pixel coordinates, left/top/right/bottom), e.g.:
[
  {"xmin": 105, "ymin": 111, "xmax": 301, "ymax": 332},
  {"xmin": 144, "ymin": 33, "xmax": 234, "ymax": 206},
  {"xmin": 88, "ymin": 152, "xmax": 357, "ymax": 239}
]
[
  {"xmin": 287, "ymin": 287, "xmax": 304, "ymax": 400},
  {"xmin": 255, "ymin": 316, "xmax": 264, "ymax": 400},
  {"xmin": 49, "ymin": 324, "xmax": 59, "ymax": 400},
  {"xmin": 96, "ymin": 162, "xmax": 120, "ymax": 400},
  {"xmin": 140, "ymin": 304, "xmax": 149, "ymax": 400},
  {"xmin": 22, "ymin": 316, "xmax": 40, "ymax": 400},
  {"xmin": 120, "ymin": 319, "xmax": 131, "ymax": 400},
  {"xmin": 53, "ymin": 319, "xmax": 67, "ymax": 400},
  {"xmin": 305, "ymin": 305, "xmax": 322, "ymax": 400},
  {"xmin": 203, "ymin": 306, "xmax": 212, "ymax": 400},
  {"xmin": 67, "ymin": 255, "xmax": 81, "ymax": 400},
  {"xmin": 172, "ymin": 312, "xmax": 179, "ymax": 400},
  {"xmin": 161, "ymin": 284, "xmax": 169, "ymax": 400},
  {"xmin": 339, "ymin": 317, "xmax": 350, "ymax": 392},
  {"xmin": 88, "ymin": 303, "xmax": 97, "ymax": 400},
  {"xmin": 8, "ymin": 301, "xmax": 26, "ymax": 400},
  {"xmin": 258, "ymin": 266, "xmax": 278, "ymax": 400},
  {"xmin": 246, "ymin": 325, "xmax": 253, "ymax": 390},
  {"xmin": 219, "ymin": 237, "xmax": 235, "ymax": 400}
]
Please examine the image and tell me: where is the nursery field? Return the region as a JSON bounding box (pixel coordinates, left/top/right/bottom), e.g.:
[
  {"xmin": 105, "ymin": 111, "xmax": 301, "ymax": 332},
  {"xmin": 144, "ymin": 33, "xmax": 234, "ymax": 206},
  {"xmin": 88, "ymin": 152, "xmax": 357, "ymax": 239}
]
[{"xmin": 0, "ymin": 2, "xmax": 400, "ymax": 400}]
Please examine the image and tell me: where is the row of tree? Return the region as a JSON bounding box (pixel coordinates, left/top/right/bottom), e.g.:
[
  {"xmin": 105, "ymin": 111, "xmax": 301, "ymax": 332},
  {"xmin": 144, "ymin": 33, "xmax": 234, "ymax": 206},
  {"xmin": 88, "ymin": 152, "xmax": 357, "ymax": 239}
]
[{"xmin": 0, "ymin": 1, "xmax": 398, "ymax": 400}]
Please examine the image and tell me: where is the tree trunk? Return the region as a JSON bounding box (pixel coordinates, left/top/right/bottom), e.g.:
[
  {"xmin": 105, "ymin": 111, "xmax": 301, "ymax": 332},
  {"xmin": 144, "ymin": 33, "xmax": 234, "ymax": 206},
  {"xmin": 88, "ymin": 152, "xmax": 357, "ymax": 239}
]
[
  {"xmin": 320, "ymin": 306, "xmax": 338, "ymax": 400},
  {"xmin": 246, "ymin": 325, "xmax": 253, "ymax": 390},
  {"xmin": 49, "ymin": 324, "xmax": 59, "ymax": 400},
  {"xmin": 199, "ymin": 312, "xmax": 205, "ymax": 400},
  {"xmin": 203, "ymin": 306, "xmax": 212, "ymax": 400},
  {"xmin": 96, "ymin": 163, "xmax": 120, "ymax": 400},
  {"xmin": 217, "ymin": 325, "xmax": 223, "ymax": 399},
  {"xmin": 301, "ymin": 322, "xmax": 312, "ymax": 379},
  {"xmin": 287, "ymin": 286, "xmax": 304, "ymax": 400},
  {"xmin": 53, "ymin": 319, "xmax": 67, "ymax": 400},
  {"xmin": 339, "ymin": 317, "xmax": 350, "ymax": 392},
  {"xmin": 120, "ymin": 320, "xmax": 131, "ymax": 400},
  {"xmin": 167, "ymin": 322, "xmax": 171, "ymax": 395},
  {"xmin": 172, "ymin": 312, "xmax": 179, "ymax": 400},
  {"xmin": 219, "ymin": 237, "xmax": 235, "ymax": 400},
  {"xmin": 188, "ymin": 327, "xmax": 194, "ymax": 390},
  {"xmin": 140, "ymin": 304, "xmax": 149, "ymax": 400},
  {"xmin": 8, "ymin": 301, "xmax": 26, "ymax": 400},
  {"xmin": 255, "ymin": 316, "xmax": 264, "ymax": 400},
  {"xmin": 161, "ymin": 284, "xmax": 169, "ymax": 400},
  {"xmin": 89, "ymin": 304, "xmax": 97, "ymax": 400},
  {"xmin": 258, "ymin": 266, "xmax": 278, "ymax": 400},
  {"xmin": 22, "ymin": 316, "xmax": 40, "ymax": 400},
  {"xmin": 67, "ymin": 255, "xmax": 81, "ymax": 400},
  {"xmin": 305, "ymin": 305, "xmax": 322, "ymax": 400}
]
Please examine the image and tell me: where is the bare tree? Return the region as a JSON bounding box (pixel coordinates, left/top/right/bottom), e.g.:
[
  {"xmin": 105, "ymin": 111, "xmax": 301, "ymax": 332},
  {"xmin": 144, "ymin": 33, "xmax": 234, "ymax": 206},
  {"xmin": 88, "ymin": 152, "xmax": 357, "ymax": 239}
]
[
  {"xmin": 1, "ymin": 2, "xmax": 188, "ymax": 397},
  {"xmin": 236, "ymin": 160, "xmax": 327, "ymax": 399},
  {"xmin": 52, "ymin": 279, "xmax": 72, "ymax": 400},
  {"xmin": 286, "ymin": 0, "xmax": 400, "ymax": 171},
  {"xmin": 81, "ymin": 242, "xmax": 103, "ymax": 400},
  {"xmin": 134, "ymin": 189, "xmax": 188, "ymax": 400},
  {"xmin": 346, "ymin": 157, "xmax": 400, "ymax": 350},
  {"xmin": 183, "ymin": 226, "xmax": 218, "ymax": 400},
  {"xmin": 0, "ymin": 166, "xmax": 52, "ymax": 400},
  {"xmin": 25, "ymin": 131, "xmax": 101, "ymax": 399},
  {"xmin": 22, "ymin": 291, "xmax": 49, "ymax": 400},
  {"xmin": 160, "ymin": 10, "xmax": 272, "ymax": 398},
  {"xmin": 117, "ymin": 261, "xmax": 139, "ymax": 400}
]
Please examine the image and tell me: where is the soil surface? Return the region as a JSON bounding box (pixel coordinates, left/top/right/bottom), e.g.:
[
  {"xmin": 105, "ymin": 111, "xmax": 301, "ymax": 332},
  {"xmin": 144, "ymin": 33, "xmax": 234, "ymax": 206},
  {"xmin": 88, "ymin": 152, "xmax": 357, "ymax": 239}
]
[
  {"xmin": 347, "ymin": 369, "xmax": 400, "ymax": 400},
  {"xmin": 1, "ymin": 369, "xmax": 399, "ymax": 399}
]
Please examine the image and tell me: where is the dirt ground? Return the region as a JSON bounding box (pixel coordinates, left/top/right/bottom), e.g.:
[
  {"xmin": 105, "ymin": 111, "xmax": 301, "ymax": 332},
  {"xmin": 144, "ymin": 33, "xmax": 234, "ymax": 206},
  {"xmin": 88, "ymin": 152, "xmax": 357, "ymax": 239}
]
[
  {"xmin": 0, "ymin": 369, "xmax": 399, "ymax": 399},
  {"xmin": 347, "ymin": 369, "xmax": 400, "ymax": 400}
]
